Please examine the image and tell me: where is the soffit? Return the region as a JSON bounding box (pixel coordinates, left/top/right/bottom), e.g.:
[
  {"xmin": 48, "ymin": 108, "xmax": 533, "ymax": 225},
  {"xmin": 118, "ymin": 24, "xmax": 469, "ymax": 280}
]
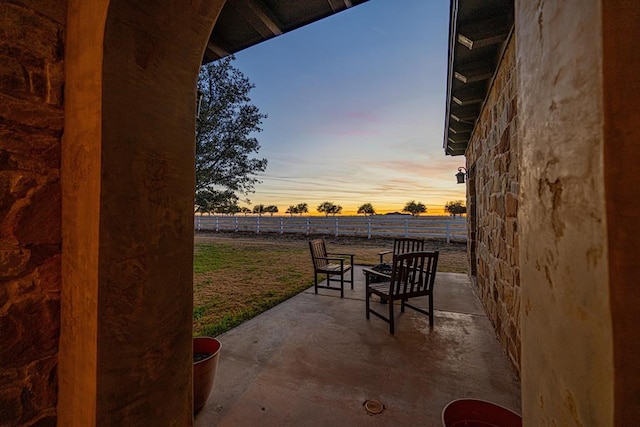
[
  {"xmin": 444, "ymin": 0, "xmax": 514, "ymax": 156},
  {"xmin": 202, "ymin": 0, "xmax": 369, "ymax": 64}
]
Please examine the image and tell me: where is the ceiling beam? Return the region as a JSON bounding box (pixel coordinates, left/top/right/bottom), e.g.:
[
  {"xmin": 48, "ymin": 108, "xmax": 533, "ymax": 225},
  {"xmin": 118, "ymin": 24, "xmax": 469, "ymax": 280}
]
[
  {"xmin": 446, "ymin": 145, "xmax": 467, "ymax": 156},
  {"xmin": 450, "ymin": 111, "xmax": 477, "ymax": 124},
  {"xmin": 449, "ymin": 125, "xmax": 473, "ymax": 135},
  {"xmin": 452, "ymin": 87, "xmax": 485, "ymax": 106},
  {"xmin": 454, "ymin": 69, "xmax": 493, "ymax": 84},
  {"xmin": 205, "ymin": 39, "xmax": 230, "ymax": 60},
  {"xmin": 232, "ymin": 0, "xmax": 283, "ymax": 38},
  {"xmin": 457, "ymin": 32, "xmax": 507, "ymax": 50},
  {"xmin": 448, "ymin": 134, "xmax": 470, "ymax": 144},
  {"xmin": 327, "ymin": 0, "xmax": 353, "ymax": 12},
  {"xmin": 457, "ymin": 15, "xmax": 511, "ymax": 50}
]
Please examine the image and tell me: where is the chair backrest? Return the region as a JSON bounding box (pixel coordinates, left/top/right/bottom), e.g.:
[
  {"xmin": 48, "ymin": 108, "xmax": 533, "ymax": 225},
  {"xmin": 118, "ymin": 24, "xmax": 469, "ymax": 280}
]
[
  {"xmin": 309, "ymin": 239, "xmax": 329, "ymax": 270},
  {"xmin": 392, "ymin": 238, "xmax": 426, "ymax": 256},
  {"xmin": 389, "ymin": 251, "xmax": 439, "ymax": 297}
]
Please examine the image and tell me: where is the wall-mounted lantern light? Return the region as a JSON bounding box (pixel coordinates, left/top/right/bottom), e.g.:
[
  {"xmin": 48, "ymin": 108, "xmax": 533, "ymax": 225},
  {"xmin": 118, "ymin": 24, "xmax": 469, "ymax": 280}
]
[{"xmin": 456, "ymin": 167, "xmax": 467, "ymax": 184}]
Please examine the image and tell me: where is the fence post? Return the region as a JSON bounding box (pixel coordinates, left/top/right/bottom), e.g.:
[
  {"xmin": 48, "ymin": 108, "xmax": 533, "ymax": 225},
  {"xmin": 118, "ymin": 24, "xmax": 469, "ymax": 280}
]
[
  {"xmin": 256, "ymin": 217, "xmax": 260, "ymax": 234},
  {"xmin": 446, "ymin": 220, "xmax": 451, "ymax": 244},
  {"xmin": 404, "ymin": 219, "xmax": 409, "ymax": 237},
  {"xmin": 215, "ymin": 216, "xmax": 219, "ymax": 232},
  {"xmin": 196, "ymin": 215, "xmax": 200, "ymax": 231},
  {"xmin": 367, "ymin": 217, "xmax": 371, "ymax": 239},
  {"xmin": 334, "ymin": 217, "xmax": 339, "ymax": 237},
  {"xmin": 306, "ymin": 217, "xmax": 310, "ymax": 236},
  {"xmin": 234, "ymin": 217, "xmax": 238, "ymax": 232},
  {"xmin": 280, "ymin": 217, "xmax": 284, "ymax": 234}
]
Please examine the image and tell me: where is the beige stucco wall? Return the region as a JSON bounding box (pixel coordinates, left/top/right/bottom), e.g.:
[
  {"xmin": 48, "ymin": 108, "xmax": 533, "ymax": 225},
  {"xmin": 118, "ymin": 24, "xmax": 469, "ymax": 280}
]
[{"xmin": 517, "ymin": 0, "xmax": 613, "ymax": 425}]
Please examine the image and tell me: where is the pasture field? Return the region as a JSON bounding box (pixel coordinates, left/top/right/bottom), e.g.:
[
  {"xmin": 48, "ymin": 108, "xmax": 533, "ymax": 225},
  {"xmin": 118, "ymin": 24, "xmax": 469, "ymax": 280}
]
[{"xmin": 193, "ymin": 232, "xmax": 467, "ymax": 336}]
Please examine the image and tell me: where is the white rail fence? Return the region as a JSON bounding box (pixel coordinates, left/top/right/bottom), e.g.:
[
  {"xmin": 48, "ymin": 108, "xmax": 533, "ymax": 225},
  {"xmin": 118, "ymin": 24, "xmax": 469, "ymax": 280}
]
[{"xmin": 195, "ymin": 215, "xmax": 467, "ymax": 243}]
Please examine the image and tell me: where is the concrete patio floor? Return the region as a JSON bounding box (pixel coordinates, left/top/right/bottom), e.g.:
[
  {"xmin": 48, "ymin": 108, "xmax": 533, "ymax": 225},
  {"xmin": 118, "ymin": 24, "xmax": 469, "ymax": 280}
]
[{"xmin": 195, "ymin": 266, "xmax": 521, "ymax": 426}]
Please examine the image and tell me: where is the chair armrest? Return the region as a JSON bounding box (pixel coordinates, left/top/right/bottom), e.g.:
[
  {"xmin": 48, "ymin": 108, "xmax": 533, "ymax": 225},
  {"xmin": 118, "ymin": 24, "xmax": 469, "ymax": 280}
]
[
  {"xmin": 378, "ymin": 250, "xmax": 392, "ymax": 263},
  {"xmin": 362, "ymin": 268, "xmax": 391, "ymax": 280},
  {"xmin": 313, "ymin": 256, "xmax": 347, "ymax": 263},
  {"xmin": 326, "ymin": 252, "xmax": 355, "ymax": 263}
]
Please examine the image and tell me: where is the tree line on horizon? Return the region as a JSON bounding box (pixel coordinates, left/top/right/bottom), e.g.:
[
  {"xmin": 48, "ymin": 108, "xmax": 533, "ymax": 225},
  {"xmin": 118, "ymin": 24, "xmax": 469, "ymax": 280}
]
[{"xmin": 196, "ymin": 199, "xmax": 467, "ymax": 217}]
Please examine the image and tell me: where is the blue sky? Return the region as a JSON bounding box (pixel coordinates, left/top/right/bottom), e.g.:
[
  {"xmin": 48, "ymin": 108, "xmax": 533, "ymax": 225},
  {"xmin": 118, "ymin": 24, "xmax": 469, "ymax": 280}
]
[{"xmin": 232, "ymin": 0, "xmax": 465, "ymax": 215}]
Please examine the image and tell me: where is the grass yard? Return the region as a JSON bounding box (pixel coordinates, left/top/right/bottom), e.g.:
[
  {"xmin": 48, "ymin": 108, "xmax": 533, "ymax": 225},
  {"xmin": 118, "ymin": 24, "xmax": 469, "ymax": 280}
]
[{"xmin": 193, "ymin": 232, "xmax": 467, "ymax": 337}]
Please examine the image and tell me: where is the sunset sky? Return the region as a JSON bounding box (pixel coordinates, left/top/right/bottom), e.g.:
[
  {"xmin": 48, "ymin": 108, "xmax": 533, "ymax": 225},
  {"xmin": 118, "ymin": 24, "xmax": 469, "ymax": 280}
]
[{"xmin": 232, "ymin": 0, "xmax": 466, "ymax": 215}]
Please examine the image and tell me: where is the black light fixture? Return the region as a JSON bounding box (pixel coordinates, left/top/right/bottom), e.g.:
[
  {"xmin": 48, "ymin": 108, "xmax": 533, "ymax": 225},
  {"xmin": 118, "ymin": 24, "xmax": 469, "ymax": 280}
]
[{"xmin": 456, "ymin": 167, "xmax": 467, "ymax": 184}]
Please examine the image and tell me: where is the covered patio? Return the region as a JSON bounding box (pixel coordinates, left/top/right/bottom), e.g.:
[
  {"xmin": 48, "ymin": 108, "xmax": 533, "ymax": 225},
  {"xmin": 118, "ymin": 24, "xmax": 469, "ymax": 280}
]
[
  {"xmin": 4, "ymin": 1, "xmax": 639, "ymax": 424},
  {"xmin": 196, "ymin": 267, "xmax": 521, "ymax": 426}
]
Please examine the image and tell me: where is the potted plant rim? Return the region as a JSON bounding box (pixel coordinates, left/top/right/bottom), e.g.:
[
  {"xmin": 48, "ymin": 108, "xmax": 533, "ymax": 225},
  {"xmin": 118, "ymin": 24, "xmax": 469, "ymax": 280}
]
[{"xmin": 193, "ymin": 337, "xmax": 222, "ymax": 413}]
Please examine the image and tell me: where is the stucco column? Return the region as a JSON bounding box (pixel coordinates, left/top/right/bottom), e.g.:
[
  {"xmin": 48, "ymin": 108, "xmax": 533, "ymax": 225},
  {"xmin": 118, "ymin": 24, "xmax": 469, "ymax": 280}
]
[
  {"xmin": 60, "ymin": 1, "xmax": 225, "ymax": 424},
  {"xmin": 602, "ymin": 2, "xmax": 640, "ymax": 425},
  {"xmin": 517, "ymin": 0, "xmax": 613, "ymax": 425}
]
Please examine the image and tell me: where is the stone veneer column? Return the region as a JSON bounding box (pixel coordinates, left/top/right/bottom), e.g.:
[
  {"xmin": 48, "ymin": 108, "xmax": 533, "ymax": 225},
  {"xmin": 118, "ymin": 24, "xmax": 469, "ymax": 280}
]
[
  {"xmin": 0, "ymin": 1, "xmax": 65, "ymax": 425},
  {"xmin": 517, "ymin": 0, "xmax": 613, "ymax": 425},
  {"xmin": 59, "ymin": 1, "xmax": 225, "ymax": 424},
  {"xmin": 465, "ymin": 36, "xmax": 520, "ymax": 372}
]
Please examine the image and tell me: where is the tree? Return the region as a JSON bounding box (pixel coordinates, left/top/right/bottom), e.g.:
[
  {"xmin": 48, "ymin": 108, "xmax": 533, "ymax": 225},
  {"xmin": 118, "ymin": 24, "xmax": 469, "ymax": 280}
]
[
  {"xmin": 195, "ymin": 189, "xmax": 238, "ymax": 216},
  {"xmin": 317, "ymin": 201, "xmax": 342, "ymax": 217},
  {"xmin": 195, "ymin": 56, "xmax": 268, "ymax": 210},
  {"xmin": 357, "ymin": 203, "xmax": 376, "ymax": 216},
  {"xmin": 403, "ymin": 200, "xmax": 427, "ymax": 217},
  {"xmin": 295, "ymin": 203, "xmax": 309, "ymax": 216},
  {"xmin": 217, "ymin": 202, "xmax": 239, "ymax": 215},
  {"xmin": 444, "ymin": 200, "xmax": 467, "ymax": 217},
  {"xmin": 239, "ymin": 207, "xmax": 251, "ymax": 216},
  {"xmin": 286, "ymin": 205, "xmax": 298, "ymax": 216},
  {"xmin": 265, "ymin": 205, "xmax": 279, "ymax": 216},
  {"xmin": 253, "ymin": 204, "xmax": 266, "ymax": 216}
]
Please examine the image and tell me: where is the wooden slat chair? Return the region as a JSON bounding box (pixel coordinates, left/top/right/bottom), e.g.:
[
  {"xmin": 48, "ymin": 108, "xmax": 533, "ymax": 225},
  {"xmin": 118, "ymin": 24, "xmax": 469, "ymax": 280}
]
[
  {"xmin": 363, "ymin": 251, "xmax": 439, "ymax": 334},
  {"xmin": 372, "ymin": 238, "xmax": 426, "ymax": 303},
  {"xmin": 378, "ymin": 237, "xmax": 426, "ymax": 264},
  {"xmin": 308, "ymin": 239, "xmax": 354, "ymax": 298}
]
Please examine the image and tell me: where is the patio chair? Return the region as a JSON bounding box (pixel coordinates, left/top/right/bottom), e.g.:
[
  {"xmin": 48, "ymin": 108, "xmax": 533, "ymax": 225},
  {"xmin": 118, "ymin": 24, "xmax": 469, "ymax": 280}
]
[
  {"xmin": 378, "ymin": 237, "xmax": 426, "ymax": 264},
  {"xmin": 308, "ymin": 239, "xmax": 354, "ymax": 298},
  {"xmin": 370, "ymin": 238, "xmax": 427, "ymax": 301},
  {"xmin": 363, "ymin": 251, "xmax": 439, "ymax": 334}
]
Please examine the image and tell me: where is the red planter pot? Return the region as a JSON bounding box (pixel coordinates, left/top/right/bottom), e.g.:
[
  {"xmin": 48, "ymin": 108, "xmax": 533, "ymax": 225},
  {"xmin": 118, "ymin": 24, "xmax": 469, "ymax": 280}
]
[
  {"xmin": 193, "ymin": 337, "xmax": 222, "ymax": 413},
  {"xmin": 442, "ymin": 398, "xmax": 522, "ymax": 427}
]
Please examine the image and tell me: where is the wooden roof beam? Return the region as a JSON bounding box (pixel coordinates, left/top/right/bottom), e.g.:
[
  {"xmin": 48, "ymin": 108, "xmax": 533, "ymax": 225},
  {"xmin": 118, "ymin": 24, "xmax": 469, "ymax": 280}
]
[
  {"xmin": 446, "ymin": 144, "xmax": 467, "ymax": 156},
  {"xmin": 457, "ymin": 15, "xmax": 510, "ymax": 50},
  {"xmin": 327, "ymin": 0, "xmax": 353, "ymax": 12},
  {"xmin": 450, "ymin": 112, "xmax": 477, "ymax": 124},
  {"xmin": 205, "ymin": 39, "xmax": 230, "ymax": 60},
  {"xmin": 454, "ymin": 69, "xmax": 493, "ymax": 84},
  {"xmin": 233, "ymin": 0, "xmax": 283, "ymax": 38},
  {"xmin": 452, "ymin": 87, "xmax": 485, "ymax": 105},
  {"xmin": 448, "ymin": 134, "xmax": 470, "ymax": 144},
  {"xmin": 457, "ymin": 32, "xmax": 507, "ymax": 50},
  {"xmin": 449, "ymin": 125, "xmax": 473, "ymax": 134}
]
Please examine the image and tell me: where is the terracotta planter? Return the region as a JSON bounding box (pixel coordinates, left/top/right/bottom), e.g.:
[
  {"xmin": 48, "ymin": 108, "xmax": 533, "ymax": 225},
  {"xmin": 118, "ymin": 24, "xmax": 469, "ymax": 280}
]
[
  {"xmin": 193, "ymin": 337, "xmax": 222, "ymax": 413},
  {"xmin": 442, "ymin": 398, "xmax": 522, "ymax": 427}
]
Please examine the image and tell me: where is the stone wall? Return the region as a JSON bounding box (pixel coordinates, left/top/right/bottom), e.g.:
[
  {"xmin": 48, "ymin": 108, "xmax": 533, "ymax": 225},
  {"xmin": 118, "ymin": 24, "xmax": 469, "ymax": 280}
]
[
  {"xmin": 0, "ymin": 1, "xmax": 65, "ymax": 425},
  {"xmin": 465, "ymin": 35, "xmax": 520, "ymax": 372}
]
